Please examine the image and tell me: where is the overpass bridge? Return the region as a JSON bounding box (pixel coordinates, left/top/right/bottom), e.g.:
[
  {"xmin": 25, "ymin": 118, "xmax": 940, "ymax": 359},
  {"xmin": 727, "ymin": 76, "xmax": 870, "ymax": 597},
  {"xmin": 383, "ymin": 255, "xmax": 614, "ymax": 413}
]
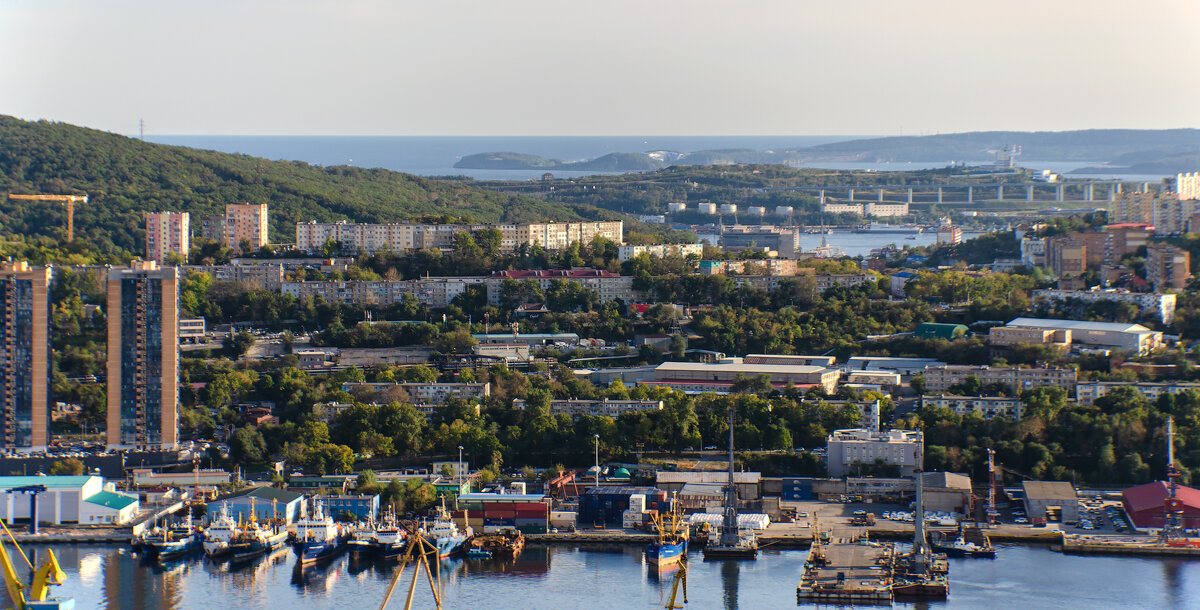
[{"xmin": 765, "ymin": 179, "xmax": 1165, "ymax": 205}]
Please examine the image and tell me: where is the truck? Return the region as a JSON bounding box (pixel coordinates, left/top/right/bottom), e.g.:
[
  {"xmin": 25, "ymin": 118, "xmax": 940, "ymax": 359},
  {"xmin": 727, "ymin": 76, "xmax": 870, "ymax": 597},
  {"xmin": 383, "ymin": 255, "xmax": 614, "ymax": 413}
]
[{"xmin": 850, "ymin": 510, "xmax": 876, "ymax": 526}]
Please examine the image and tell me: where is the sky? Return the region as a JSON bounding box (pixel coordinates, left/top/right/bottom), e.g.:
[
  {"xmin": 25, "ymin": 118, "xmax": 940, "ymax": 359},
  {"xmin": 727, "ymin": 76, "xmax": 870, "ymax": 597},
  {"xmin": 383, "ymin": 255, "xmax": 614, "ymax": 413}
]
[{"xmin": 2, "ymin": 0, "xmax": 1198, "ymax": 136}]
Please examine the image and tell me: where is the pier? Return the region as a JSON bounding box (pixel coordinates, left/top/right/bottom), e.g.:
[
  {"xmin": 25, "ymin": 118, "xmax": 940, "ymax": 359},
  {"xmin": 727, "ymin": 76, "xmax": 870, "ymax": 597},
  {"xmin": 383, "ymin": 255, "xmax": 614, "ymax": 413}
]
[{"xmin": 796, "ymin": 540, "xmax": 895, "ymax": 604}]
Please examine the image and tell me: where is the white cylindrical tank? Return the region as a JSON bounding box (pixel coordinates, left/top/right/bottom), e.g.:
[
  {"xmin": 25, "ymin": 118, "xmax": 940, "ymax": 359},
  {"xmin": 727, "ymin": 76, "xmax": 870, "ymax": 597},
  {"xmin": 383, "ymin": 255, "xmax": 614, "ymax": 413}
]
[
  {"xmin": 719, "ymin": 204, "xmax": 738, "ymax": 214},
  {"xmin": 697, "ymin": 202, "xmax": 717, "ymax": 214},
  {"xmin": 667, "ymin": 202, "xmax": 688, "ymax": 212},
  {"xmin": 748, "ymin": 206, "xmax": 766, "ymax": 216},
  {"xmin": 775, "ymin": 205, "xmax": 794, "ymax": 216}
]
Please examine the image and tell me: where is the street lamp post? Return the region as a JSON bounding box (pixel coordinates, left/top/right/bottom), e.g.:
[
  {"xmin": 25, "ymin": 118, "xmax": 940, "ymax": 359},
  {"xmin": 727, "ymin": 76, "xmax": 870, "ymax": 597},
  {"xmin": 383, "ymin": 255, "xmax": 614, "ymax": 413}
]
[
  {"xmin": 593, "ymin": 434, "xmax": 600, "ymax": 488},
  {"xmin": 458, "ymin": 445, "xmax": 464, "ymax": 486}
]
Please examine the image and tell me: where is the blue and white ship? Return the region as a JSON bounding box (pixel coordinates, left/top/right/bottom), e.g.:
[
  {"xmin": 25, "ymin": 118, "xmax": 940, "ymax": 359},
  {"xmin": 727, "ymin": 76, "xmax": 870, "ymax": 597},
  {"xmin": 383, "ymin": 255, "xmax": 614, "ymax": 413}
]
[
  {"xmin": 293, "ymin": 500, "xmax": 345, "ymax": 566},
  {"xmin": 646, "ymin": 503, "xmax": 689, "ymax": 567},
  {"xmin": 423, "ymin": 508, "xmax": 470, "ymax": 560}
]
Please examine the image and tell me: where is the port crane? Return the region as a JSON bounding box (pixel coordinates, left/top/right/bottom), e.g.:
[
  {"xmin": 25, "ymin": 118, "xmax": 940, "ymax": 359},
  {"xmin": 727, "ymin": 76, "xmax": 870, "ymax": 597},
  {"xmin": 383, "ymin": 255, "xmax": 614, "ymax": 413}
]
[
  {"xmin": 0, "ymin": 519, "xmax": 72, "ymax": 609},
  {"xmin": 5, "ymin": 194, "xmax": 88, "ymax": 242}
]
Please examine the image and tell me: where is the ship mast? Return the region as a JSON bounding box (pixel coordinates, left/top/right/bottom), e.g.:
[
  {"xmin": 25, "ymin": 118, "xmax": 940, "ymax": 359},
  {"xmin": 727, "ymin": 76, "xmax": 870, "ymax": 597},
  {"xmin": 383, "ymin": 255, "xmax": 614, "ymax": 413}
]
[
  {"xmin": 913, "ymin": 469, "xmax": 929, "ymax": 570},
  {"xmin": 721, "ymin": 405, "xmax": 739, "ymax": 547},
  {"xmin": 1158, "ymin": 417, "xmax": 1187, "ymax": 544},
  {"xmin": 987, "ymin": 448, "xmax": 999, "ymax": 526}
]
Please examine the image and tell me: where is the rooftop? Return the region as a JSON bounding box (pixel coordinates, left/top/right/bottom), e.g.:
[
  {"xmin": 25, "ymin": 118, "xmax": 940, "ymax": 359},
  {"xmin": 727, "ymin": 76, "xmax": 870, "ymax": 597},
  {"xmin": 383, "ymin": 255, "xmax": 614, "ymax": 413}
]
[
  {"xmin": 489, "ymin": 269, "xmax": 621, "ymax": 279},
  {"xmin": 1022, "ymin": 480, "xmax": 1077, "ymax": 501},
  {"xmin": 655, "ymin": 362, "xmax": 833, "ymax": 374},
  {"xmin": 1006, "ymin": 317, "xmax": 1153, "ymax": 333},
  {"xmin": 85, "ymin": 490, "xmax": 138, "ymax": 510},
  {"xmin": 0, "ymin": 476, "xmax": 97, "ymax": 489}
]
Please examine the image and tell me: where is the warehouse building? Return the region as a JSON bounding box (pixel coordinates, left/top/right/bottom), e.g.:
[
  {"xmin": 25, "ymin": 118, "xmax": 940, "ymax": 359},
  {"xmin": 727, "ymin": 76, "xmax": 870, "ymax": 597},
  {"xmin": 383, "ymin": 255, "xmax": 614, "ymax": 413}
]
[
  {"xmin": 208, "ymin": 486, "xmax": 305, "ymax": 524},
  {"xmin": 1022, "ymin": 481, "xmax": 1078, "ymax": 524},
  {"xmin": 0, "ymin": 475, "xmax": 139, "ymax": 525},
  {"xmin": 1122, "ymin": 481, "xmax": 1200, "ymax": 530},
  {"xmin": 990, "ymin": 318, "xmax": 1163, "ymax": 356},
  {"xmin": 651, "ymin": 359, "xmax": 840, "ymax": 393}
]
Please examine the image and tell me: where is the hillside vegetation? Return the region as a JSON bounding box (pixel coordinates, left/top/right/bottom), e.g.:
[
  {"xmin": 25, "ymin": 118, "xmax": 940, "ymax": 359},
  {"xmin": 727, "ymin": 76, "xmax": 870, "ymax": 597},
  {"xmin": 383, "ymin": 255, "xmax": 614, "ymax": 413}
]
[{"xmin": 0, "ymin": 115, "xmax": 608, "ymax": 256}]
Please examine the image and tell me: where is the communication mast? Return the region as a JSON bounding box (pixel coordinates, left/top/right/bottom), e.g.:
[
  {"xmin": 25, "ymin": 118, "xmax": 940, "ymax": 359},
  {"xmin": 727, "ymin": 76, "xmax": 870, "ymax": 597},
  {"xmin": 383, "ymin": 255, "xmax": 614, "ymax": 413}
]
[{"xmin": 986, "ymin": 448, "xmax": 999, "ymax": 526}]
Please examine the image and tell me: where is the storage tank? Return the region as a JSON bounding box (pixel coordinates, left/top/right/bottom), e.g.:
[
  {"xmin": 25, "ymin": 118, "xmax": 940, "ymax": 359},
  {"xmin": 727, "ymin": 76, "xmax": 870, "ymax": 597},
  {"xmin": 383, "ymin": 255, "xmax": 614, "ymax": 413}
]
[
  {"xmin": 775, "ymin": 205, "xmax": 794, "ymax": 216},
  {"xmin": 697, "ymin": 202, "xmax": 717, "ymax": 215},
  {"xmin": 667, "ymin": 202, "xmax": 688, "ymax": 212},
  {"xmin": 719, "ymin": 203, "xmax": 738, "ymax": 215},
  {"xmin": 748, "ymin": 206, "xmax": 766, "ymax": 217}
]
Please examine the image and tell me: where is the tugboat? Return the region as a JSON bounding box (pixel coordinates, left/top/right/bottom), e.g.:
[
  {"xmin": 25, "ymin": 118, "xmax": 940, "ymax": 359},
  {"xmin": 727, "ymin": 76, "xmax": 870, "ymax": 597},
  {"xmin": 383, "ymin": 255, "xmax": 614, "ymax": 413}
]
[
  {"xmin": 145, "ymin": 514, "xmax": 204, "ymax": 561},
  {"xmin": 702, "ymin": 405, "xmax": 758, "ymax": 560},
  {"xmin": 294, "ymin": 499, "xmax": 345, "ymax": 566},
  {"xmin": 203, "ymin": 503, "xmax": 240, "ymax": 558},
  {"xmin": 646, "ymin": 499, "xmax": 688, "ymax": 567},
  {"xmin": 930, "ymin": 525, "xmax": 996, "ymax": 558},
  {"xmin": 463, "ymin": 529, "xmax": 525, "ymax": 560}
]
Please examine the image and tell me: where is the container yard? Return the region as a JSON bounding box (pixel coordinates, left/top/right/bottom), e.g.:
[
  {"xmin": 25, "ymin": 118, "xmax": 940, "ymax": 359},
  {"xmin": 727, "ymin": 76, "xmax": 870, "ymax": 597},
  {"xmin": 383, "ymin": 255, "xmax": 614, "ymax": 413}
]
[{"xmin": 455, "ymin": 493, "xmax": 551, "ymax": 534}]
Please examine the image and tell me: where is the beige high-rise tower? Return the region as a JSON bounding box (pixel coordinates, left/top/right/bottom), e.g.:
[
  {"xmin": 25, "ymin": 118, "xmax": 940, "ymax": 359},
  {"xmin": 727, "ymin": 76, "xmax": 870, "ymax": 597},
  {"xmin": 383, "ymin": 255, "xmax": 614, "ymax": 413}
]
[
  {"xmin": 224, "ymin": 203, "xmax": 269, "ymax": 253},
  {"xmin": 0, "ymin": 261, "xmax": 51, "ymax": 451},
  {"xmin": 106, "ymin": 260, "xmax": 179, "ymax": 450},
  {"xmin": 145, "ymin": 211, "xmax": 190, "ymax": 263}
]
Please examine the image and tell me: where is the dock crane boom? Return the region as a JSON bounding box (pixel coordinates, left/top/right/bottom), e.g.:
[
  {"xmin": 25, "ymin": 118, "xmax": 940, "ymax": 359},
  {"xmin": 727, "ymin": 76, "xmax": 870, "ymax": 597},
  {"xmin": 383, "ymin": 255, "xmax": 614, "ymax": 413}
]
[{"xmin": 5, "ymin": 194, "xmax": 88, "ymax": 242}]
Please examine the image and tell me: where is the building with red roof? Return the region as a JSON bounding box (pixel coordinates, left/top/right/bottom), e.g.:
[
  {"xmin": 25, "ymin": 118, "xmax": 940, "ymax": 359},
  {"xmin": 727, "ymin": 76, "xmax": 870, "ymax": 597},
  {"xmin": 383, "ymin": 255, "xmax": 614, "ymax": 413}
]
[{"xmin": 1122, "ymin": 481, "xmax": 1200, "ymax": 529}]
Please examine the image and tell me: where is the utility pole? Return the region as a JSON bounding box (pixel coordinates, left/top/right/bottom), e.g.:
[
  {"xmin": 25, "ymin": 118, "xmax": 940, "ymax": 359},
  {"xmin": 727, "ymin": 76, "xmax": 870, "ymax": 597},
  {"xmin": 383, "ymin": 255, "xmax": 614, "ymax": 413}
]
[{"xmin": 594, "ymin": 434, "xmax": 600, "ymax": 489}]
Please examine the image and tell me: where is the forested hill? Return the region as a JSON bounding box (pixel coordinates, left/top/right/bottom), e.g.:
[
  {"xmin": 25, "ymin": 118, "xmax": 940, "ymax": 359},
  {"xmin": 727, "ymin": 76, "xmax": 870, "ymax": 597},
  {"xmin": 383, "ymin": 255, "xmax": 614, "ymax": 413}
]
[{"xmin": 0, "ymin": 115, "xmax": 606, "ymax": 255}]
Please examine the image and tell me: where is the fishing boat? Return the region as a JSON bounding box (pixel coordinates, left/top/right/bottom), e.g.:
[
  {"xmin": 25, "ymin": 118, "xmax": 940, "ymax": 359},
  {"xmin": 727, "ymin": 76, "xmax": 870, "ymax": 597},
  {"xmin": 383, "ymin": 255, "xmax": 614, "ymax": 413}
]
[
  {"xmin": 227, "ymin": 497, "xmax": 289, "ymax": 563},
  {"xmin": 422, "ymin": 506, "xmax": 470, "ymax": 560},
  {"xmin": 203, "ymin": 503, "xmax": 239, "ymax": 558},
  {"xmin": 369, "ymin": 508, "xmax": 409, "ymax": 559},
  {"xmin": 463, "ymin": 530, "xmax": 524, "ymax": 560},
  {"xmin": 646, "ymin": 502, "xmax": 688, "ymax": 567},
  {"xmin": 145, "ymin": 515, "xmax": 204, "ymax": 561},
  {"xmin": 293, "ymin": 499, "xmax": 345, "ymax": 566}
]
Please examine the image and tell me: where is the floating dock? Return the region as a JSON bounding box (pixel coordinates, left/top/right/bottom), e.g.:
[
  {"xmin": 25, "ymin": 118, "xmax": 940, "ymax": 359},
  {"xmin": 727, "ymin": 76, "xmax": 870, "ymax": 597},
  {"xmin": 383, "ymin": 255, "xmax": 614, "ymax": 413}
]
[
  {"xmin": 1060, "ymin": 535, "xmax": 1200, "ymax": 557},
  {"xmin": 796, "ymin": 541, "xmax": 895, "ymax": 604}
]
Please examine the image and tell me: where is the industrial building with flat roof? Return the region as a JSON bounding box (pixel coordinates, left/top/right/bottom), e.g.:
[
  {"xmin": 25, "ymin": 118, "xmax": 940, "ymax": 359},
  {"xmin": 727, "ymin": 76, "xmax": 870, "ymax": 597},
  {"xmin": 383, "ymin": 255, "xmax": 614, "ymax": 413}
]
[
  {"xmin": 1022, "ymin": 480, "xmax": 1078, "ymax": 524},
  {"xmin": 650, "ymin": 359, "xmax": 840, "ymax": 393},
  {"xmin": 991, "ymin": 317, "xmax": 1162, "ymax": 355}
]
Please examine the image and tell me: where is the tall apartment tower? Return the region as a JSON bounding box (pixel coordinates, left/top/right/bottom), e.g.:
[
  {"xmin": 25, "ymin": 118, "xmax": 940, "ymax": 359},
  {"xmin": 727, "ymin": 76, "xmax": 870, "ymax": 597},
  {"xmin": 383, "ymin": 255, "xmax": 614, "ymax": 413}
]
[
  {"xmin": 224, "ymin": 203, "xmax": 269, "ymax": 253},
  {"xmin": 145, "ymin": 211, "xmax": 190, "ymax": 263},
  {"xmin": 0, "ymin": 262, "xmax": 51, "ymax": 452},
  {"xmin": 107, "ymin": 261, "xmax": 179, "ymax": 450}
]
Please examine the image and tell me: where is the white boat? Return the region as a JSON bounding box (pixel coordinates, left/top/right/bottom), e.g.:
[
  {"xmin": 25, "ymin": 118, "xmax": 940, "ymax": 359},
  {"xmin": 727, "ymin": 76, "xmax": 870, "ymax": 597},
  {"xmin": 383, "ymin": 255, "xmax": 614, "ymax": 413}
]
[
  {"xmin": 294, "ymin": 499, "xmax": 345, "ymax": 565},
  {"xmin": 204, "ymin": 503, "xmax": 240, "ymax": 557}
]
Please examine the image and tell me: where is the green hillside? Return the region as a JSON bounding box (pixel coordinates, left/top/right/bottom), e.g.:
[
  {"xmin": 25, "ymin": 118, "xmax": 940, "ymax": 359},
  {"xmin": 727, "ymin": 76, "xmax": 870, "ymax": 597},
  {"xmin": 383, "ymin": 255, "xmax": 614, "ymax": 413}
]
[{"xmin": 0, "ymin": 115, "xmax": 606, "ymax": 257}]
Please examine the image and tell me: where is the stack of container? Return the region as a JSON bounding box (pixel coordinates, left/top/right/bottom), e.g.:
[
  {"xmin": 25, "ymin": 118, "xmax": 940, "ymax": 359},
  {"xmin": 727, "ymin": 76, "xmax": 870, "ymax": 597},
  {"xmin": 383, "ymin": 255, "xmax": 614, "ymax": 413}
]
[
  {"xmin": 577, "ymin": 486, "xmax": 663, "ymax": 529},
  {"xmin": 455, "ymin": 493, "xmax": 550, "ymax": 534}
]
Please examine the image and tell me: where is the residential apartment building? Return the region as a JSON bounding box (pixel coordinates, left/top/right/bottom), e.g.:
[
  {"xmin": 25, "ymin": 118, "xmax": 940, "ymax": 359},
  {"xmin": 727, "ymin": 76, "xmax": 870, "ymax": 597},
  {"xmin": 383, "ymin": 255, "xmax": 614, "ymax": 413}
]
[
  {"xmin": 825, "ymin": 428, "xmax": 923, "ymax": 478},
  {"xmin": 1112, "ymin": 191, "xmax": 1197, "ymax": 235},
  {"xmin": 0, "ymin": 262, "xmax": 51, "ymax": 451},
  {"xmin": 295, "ymin": 220, "xmax": 623, "ymax": 255},
  {"xmin": 184, "ymin": 264, "xmax": 285, "ymax": 291},
  {"xmin": 144, "ymin": 212, "xmax": 190, "ymax": 263},
  {"xmin": 990, "ymin": 317, "xmax": 1162, "ymax": 356},
  {"xmin": 106, "ymin": 261, "xmax": 179, "ymax": 450},
  {"xmin": 485, "ymin": 269, "xmax": 635, "ymax": 305},
  {"xmin": 618, "ymin": 243, "xmax": 704, "ymax": 261},
  {"xmin": 1031, "ymin": 288, "xmax": 1176, "ymax": 324},
  {"xmin": 281, "ymin": 277, "xmax": 487, "ymax": 308},
  {"xmin": 1076, "ymin": 380, "xmax": 1200, "ymax": 404},
  {"xmin": 921, "ymin": 395, "xmax": 1024, "ymax": 420},
  {"xmin": 1173, "ymin": 172, "xmax": 1200, "ymax": 201},
  {"xmin": 936, "ymin": 225, "xmax": 962, "ymax": 245},
  {"xmin": 341, "ymin": 382, "xmax": 490, "ymax": 404},
  {"xmin": 921, "ymin": 364, "xmax": 1076, "ymax": 394},
  {"xmin": 1146, "ymin": 243, "xmax": 1192, "ymax": 291},
  {"xmin": 1020, "ymin": 236, "xmax": 1047, "ymax": 267},
  {"xmin": 716, "ymin": 226, "xmax": 801, "ymax": 258},
  {"xmin": 511, "ymin": 398, "xmax": 663, "ymax": 418},
  {"xmin": 698, "ymin": 259, "xmax": 801, "ymax": 277},
  {"xmin": 224, "ymin": 203, "xmax": 269, "ymax": 252},
  {"xmin": 199, "ymin": 215, "xmax": 226, "ymax": 242}
]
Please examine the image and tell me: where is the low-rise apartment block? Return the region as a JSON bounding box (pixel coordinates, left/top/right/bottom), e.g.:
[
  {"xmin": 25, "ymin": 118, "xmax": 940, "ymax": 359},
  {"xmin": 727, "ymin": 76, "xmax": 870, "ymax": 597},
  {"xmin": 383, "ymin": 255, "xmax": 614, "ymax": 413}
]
[
  {"xmin": 485, "ymin": 269, "xmax": 635, "ymax": 305},
  {"xmin": 826, "ymin": 428, "xmax": 923, "ymax": 478},
  {"xmin": 185, "ymin": 264, "xmax": 285, "ymax": 290},
  {"xmin": 921, "ymin": 395, "xmax": 1024, "ymax": 420},
  {"xmin": 296, "ymin": 220, "xmax": 623, "ymax": 255},
  {"xmin": 618, "ymin": 243, "xmax": 703, "ymax": 261},
  {"xmin": 1031, "ymin": 288, "xmax": 1176, "ymax": 324},
  {"xmin": 922, "ymin": 364, "xmax": 1076, "ymax": 394},
  {"xmin": 342, "ymin": 382, "xmax": 490, "ymax": 404},
  {"xmin": 1146, "ymin": 243, "xmax": 1192, "ymax": 291},
  {"xmin": 1075, "ymin": 380, "xmax": 1200, "ymax": 404},
  {"xmin": 511, "ymin": 398, "xmax": 663, "ymax": 418}
]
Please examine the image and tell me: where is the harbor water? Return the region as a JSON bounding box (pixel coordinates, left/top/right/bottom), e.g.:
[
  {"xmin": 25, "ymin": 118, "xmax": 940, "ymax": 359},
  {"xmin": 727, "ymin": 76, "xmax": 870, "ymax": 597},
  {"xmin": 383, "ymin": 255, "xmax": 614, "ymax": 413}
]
[{"xmin": 25, "ymin": 543, "xmax": 1200, "ymax": 609}]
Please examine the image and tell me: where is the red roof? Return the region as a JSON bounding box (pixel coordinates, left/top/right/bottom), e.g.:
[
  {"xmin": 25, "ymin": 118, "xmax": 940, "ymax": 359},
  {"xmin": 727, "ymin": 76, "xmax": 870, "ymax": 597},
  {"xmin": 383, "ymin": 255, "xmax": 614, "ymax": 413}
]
[
  {"xmin": 1122, "ymin": 481, "xmax": 1200, "ymax": 527},
  {"xmin": 1106, "ymin": 223, "xmax": 1155, "ymax": 230}
]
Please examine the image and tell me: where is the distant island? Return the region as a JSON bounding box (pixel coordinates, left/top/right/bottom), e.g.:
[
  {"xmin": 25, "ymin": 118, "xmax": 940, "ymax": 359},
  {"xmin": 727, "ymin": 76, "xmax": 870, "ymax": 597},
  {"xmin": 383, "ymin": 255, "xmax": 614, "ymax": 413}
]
[{"xmin": 455, "ymin": 129, "xmax": 1200, "ymax": 173}]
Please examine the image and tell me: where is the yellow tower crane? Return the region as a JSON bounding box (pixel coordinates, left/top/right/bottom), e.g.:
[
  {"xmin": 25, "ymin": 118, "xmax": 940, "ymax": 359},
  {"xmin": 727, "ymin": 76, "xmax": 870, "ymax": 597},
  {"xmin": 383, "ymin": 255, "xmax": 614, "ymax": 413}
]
[{"xmin": 5, "ymin": 194, "xmax": 88, "ymax": 242}]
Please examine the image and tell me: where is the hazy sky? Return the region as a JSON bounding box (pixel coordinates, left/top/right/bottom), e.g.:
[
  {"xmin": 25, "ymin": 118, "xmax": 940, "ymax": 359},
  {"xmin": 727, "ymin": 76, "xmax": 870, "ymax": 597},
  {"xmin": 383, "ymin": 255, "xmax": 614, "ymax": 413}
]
[{"xmin": 2, "ymin": 0, "xmax": 1198, "ymax": 136}]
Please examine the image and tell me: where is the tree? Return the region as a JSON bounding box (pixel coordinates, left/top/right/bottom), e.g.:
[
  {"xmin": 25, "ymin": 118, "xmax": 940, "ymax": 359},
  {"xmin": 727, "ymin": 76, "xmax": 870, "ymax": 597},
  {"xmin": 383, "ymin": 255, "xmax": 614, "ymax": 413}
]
[
  {"xmin": 225, "ymin": 331, "xmax": 256, "ymax": 358},
  {"xmin": 49, "ymin": 458, "xmax": 85, "ymax": 476},
  {"xmin": 230, "ymin": 426, "xmax": 267, "ymax": 463}
]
